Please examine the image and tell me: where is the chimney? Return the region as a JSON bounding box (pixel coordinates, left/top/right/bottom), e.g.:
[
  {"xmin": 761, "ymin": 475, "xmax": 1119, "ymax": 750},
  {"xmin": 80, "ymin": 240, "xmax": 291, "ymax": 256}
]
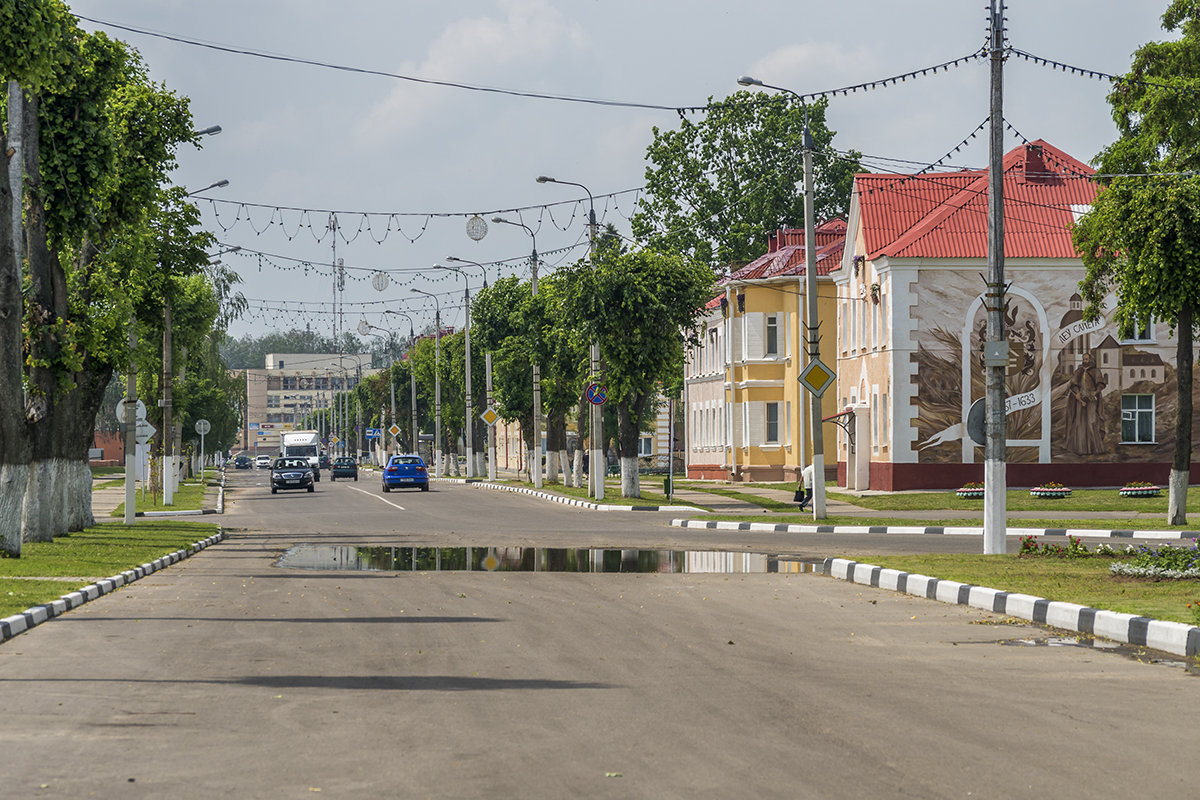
[{"xmin": 1024, "ymin": 143, "xmax": 1047, "ymax": 183}]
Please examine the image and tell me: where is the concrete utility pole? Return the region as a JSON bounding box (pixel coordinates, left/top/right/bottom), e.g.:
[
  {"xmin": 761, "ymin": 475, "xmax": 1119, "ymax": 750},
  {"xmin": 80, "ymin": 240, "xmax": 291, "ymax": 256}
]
[
  {"xmin": 412, "ymin": 290, "xmax": 442, "ymax": 475},
  {"xmin": 984, "ymin": 0, "xmax": 1008, "ymax": 554},
  {"xmin": 123, "ymin": 323, "xmax": 138, "ymax": 524},
  {"xmin": 162, "ymin": 303, "xmax": 174, "ymax": 506}
]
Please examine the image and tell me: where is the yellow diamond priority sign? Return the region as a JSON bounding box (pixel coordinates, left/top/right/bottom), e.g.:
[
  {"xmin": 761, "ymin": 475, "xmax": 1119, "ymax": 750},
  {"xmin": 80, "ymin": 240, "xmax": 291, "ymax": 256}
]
[
  {"xmin": 480, "ymin": 407, "xmax": 499, "ymax": 426},
  {"xmin": 388, "ymin": 424, "xmax": 401, "ymax": 437},
  {"xmin": 798, "ymin": 357, "xmax": 836, "ymax": 397}
]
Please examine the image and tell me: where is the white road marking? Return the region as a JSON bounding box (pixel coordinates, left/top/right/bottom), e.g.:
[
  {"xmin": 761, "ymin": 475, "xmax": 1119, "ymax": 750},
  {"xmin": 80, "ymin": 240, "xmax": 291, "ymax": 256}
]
[{"xmin": 346, "ymin": 484, "xmax": 406, "ymax": 511}]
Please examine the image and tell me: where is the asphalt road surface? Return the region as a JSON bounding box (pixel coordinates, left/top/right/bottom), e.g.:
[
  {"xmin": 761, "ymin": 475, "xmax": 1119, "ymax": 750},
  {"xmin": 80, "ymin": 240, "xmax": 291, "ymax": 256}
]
[{"xmin": 0, "ymin": 471, "xmax": 1195, "ymax": 798}]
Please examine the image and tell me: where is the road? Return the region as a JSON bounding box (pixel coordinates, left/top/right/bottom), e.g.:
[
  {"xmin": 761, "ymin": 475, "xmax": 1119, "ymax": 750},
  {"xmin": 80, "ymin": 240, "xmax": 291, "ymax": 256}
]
[{"xmin": 0, "ymin": 469, "xmax": 1195, "ymax": 798}]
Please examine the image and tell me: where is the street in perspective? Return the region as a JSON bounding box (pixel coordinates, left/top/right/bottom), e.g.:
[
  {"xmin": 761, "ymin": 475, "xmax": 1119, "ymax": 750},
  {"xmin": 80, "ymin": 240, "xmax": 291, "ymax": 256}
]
[{"xmin": 3, "ymin": 1, "xmax": 1200, "ymax": 798}]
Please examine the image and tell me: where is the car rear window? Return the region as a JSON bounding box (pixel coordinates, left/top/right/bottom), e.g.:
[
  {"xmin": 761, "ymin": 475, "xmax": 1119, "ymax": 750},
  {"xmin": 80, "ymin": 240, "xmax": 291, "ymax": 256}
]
[{"xmin": 392, "ymin": 457, "xmax": 422, "ymax": 465}]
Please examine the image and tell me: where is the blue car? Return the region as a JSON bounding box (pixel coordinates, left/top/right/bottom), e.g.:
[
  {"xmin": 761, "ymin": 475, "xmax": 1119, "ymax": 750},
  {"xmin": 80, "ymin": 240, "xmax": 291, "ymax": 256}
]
[{"xmin": 382, "ymin": 454, "xmax": 429, "ymax": 492}]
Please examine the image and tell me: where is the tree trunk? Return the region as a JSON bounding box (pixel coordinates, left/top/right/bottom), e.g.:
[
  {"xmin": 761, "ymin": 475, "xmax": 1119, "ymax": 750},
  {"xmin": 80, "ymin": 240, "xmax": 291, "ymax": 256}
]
[
  {"xmin": 0, "ymin": 83, "xmax": 28, "ymax": 555},
  {"xmin": 1169, "ymin": 301, "xmax": 1193, "ymax": 525},
  {"xmin": 615, "ymin": 399, "xmax": 642, "ymax": 498}
]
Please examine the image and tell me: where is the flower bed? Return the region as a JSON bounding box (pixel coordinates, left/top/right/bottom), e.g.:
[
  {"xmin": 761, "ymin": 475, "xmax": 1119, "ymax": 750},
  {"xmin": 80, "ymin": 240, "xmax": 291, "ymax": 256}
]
[
  {"xmin": 1030, "ymin": 482, "xmax": 1070, "ymax": 499},
  {"xmin": 1119, "ymin": 481, "xmax": 1161, "ymax": 498},
  {"xmin": 956, "ymin": 481, "xmax": 984, "ymax": 499}
]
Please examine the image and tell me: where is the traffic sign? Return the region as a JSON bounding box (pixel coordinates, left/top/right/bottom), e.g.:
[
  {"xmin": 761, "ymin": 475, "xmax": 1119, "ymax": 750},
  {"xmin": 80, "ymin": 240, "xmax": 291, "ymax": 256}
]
[
  {"xmin": 116, "ymin": 398, "xmax": 147, "ymax": 421},
  {"xmin": 798, "ymin": 358, "xmax": 836, "ymax": 397},
  {"xmin": 585, "ymin": 383, "xmax": 608, "ymax": 405},
  {"xmin": 388, "ymin": 424, "xmax": 401, "ymax": 437},
  {"xmin": 194, "ymin": 419, "xmax": 211, "ymax": 435},
  {"xmin": 330, "ymin": 435, "xmax": 340, "ymax": 445},
  {"xmin": 366, "ymin": 427, "xmax": 381, "ymax": 439},
  {"xmin": 480, "ymin": 406, "xmax": 499, "ymax": 426},
  {"xmin": 135, "ymin": 419, "xmax": 156, "ymax": 446}
]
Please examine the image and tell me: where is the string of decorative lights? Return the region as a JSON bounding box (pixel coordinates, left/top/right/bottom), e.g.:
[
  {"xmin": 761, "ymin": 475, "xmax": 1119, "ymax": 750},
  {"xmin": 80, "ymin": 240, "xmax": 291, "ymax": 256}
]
[
  {"xmin": 1009, "ymin": 47, "xmax": 1200, "ymax": 97},
  {"xmin": 75, "ymin": 14, "xmax": 990, "ymax": 115}
]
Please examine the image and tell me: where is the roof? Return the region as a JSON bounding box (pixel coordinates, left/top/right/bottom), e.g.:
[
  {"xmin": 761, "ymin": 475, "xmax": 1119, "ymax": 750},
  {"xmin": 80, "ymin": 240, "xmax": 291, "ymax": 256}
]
[
  {"xmin": 855, "ymin": 140, "xmax": 1098, "ymax": 260},
  {"xmin": 726, "ymin": 218, "xmax": 847, "ymax": 282}
]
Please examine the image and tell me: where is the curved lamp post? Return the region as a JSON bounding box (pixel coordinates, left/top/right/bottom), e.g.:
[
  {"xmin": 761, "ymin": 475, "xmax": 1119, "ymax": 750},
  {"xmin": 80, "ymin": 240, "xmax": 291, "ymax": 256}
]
[
  {"xmin": 491, "ymin": 216, "xmax": 542, "ymax": 488},
  {"xmin": 446, "ymin": 256, "xmax": 496, "ymax": 481},
  {"xmin": 736, "ymin": 74, "xmax": 825, "ymax": 520},
  {"xmin": 385, "ymin": 310, "xmax": 420, "ymax": 454},
  {"xmin": 536, "ymin": 175, "xmax": 603, "ymax": 498},
  {"xmin": 411, "ymin": 289, "xmax": 442, "ymax": 476}
]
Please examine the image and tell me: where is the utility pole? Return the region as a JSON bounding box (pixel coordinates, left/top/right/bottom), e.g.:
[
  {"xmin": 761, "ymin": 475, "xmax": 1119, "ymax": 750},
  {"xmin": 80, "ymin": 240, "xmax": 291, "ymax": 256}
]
[
  {"xmin": 123, "ymin": 322, "xmax": 138, "ymax": 524},
  {"xmin": 984, "ymin": 0, "xmax": 1008, "ymax": 554},
  {"xmin": 802, "ymin": 111, "xmax": 826, "ymax": 519},
  {"xmin": 161, "ymin": 303, "xmax": 174, "ymax": 506}
]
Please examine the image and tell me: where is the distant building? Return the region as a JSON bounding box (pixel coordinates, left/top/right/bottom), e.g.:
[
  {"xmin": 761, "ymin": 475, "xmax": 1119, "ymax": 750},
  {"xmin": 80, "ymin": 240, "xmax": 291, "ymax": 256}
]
[{"xmin": 237, "ymin": 353, "xmax": 381, "ymax": 454}]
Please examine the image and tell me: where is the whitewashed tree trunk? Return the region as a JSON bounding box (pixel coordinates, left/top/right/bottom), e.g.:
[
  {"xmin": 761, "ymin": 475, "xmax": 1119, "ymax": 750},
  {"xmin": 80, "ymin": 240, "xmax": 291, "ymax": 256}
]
[
  {"xmin": 1168, "ymin": 468, "xmax": 1188, "ymax": 525},
  {"xmin": 620, "ymin": 455, "xmax": 639, "ymax": 498},
  {"xmin": 559, "ymin": 449, "xmax": 571, "ymax": 486},
  {"xmin": 0, "ymin": 463, "xmax": 29, "ymax": 556},
  {"xmin": 21, "ymin": 459, "xmax": 59, "ymax": 543},
  {"xmin": 525, "ymin": 447, "xmax": 535, "ymax": 482},
  {"xmin": 475, "ymin": 452, "xmax": 486, "ymax": 477},
  {"xmin": 572, "ymin": 450, "xmax": 583, "ymax": 488},
  {"xmin": 68, "ymin": 459, "xmax": 94, "ymax": 531},
  {"xmin": 546, "ymin": 450, "xmax": 560, "ymax": 483}
]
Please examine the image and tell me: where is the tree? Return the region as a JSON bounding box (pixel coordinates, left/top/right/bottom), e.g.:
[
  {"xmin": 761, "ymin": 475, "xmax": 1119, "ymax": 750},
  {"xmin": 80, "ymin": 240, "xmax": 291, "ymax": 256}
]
[
  {"xmin": 561, "ymin": 247, "xmax": 715, "ymax": 497},
  {"xmin": 2, "ymin": 14, "xmax": 203, "ymax": 549},
  {"xmin": 1073, "ymin": 0, "xmax": 1200, "ymax": 525},
  {"xmin": 631, "ymin": 91, "xmax": 860, "ymax": 272},
  {"xmin": 220, "ymin": 328, "xmax": 365, "ymax": 370}
]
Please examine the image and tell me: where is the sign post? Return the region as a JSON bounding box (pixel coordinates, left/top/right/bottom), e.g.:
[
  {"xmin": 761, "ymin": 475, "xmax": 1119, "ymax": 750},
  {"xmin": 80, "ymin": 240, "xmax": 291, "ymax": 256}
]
[{"xmin": 195, "ymin": 419, "xmax": 211, "ymax": 481}]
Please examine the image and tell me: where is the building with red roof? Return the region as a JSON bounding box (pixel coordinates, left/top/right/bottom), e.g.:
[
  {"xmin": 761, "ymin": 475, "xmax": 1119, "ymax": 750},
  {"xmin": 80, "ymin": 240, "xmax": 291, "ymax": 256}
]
[
  {"xmin": 684, "ymin": 220, "xmax": 845, "ymax": 482},
  {"xmin": 832, "ymin": 140, "xmax": 1197, "ymax": 489}
]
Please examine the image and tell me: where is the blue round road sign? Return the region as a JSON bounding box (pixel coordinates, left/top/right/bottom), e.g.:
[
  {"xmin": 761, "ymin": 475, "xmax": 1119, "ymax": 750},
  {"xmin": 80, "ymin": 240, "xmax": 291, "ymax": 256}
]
[{"xmin": 586, "ymin": 383, "xmax": 608, "ymax": 405}]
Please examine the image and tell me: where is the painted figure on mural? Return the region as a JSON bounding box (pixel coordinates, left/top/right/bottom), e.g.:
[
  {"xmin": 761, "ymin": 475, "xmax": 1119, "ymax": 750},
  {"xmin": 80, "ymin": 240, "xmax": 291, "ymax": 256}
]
[{"xmin": 1064, "ymin": 350, "xmax": 1107, "ymax": 454}]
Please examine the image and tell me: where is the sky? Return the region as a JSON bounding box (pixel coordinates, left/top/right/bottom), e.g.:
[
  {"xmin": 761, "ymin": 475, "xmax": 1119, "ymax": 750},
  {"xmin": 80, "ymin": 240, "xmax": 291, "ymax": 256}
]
[{"xmin": 68, "ymin": 0, "xmax": 1173, "ymax": 344}]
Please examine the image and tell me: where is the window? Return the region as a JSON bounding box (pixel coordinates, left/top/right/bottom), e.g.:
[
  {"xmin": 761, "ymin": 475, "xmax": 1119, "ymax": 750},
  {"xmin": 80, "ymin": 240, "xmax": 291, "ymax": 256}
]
[
  {"xmin": 1121, "ymin": 394, "xmax": 1155, "ymax": 443},
  {"xmin": 766, "ymin": 402, "xmax": 780, "ymax": 443},
  {"xmin": 638, "ymin": 436, "xmax": 653, "ymax": 456},
  {"xmin": 1121, "ymin": 317, "xmax": 1154, "ymax": 343},
  {"xmin": 765, "ymin": 315, "xmax": 779, "ymax": 357}
]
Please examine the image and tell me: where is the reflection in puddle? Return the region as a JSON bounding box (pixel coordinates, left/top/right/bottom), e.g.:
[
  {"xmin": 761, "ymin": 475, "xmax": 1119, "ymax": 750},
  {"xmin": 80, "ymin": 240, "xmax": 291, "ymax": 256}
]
[
  {"xmin": 998, "ymin": 635, "xmax": 1199, "ymax": 675},
  {"xmin": 277, "ymin": 545, "xmax": 822, "ymax": 575}
]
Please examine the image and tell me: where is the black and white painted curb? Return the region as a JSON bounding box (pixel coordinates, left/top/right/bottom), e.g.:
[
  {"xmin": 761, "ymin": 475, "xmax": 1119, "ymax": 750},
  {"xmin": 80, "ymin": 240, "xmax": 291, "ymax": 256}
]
[
  {"xmin": 671, "ymin": 518, "xmax": 1195, "ymax": 540},
  {"xmin": 437, "ymin": 478, "xmax": 702, "ymax": 512},
  {"xmin": 0, "ymin": 530, "xmax": 225, "ymax": 645},
  {"xmin": 823, "ymin": 557, "xmax": 1200, "ymax": 659}
]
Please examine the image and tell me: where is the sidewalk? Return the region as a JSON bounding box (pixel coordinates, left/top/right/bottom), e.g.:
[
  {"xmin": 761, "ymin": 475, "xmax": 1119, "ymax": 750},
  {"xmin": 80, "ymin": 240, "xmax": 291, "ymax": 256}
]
[{"xmin": 90, "ymin": 472, "xmax": 223, "ymax": 520}]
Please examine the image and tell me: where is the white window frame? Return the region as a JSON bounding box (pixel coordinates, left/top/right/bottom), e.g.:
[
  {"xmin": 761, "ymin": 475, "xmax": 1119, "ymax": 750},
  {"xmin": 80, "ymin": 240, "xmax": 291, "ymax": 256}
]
[
  {"xmin": 638, "ymin": 436, "xmax": 653, "ymax": 456},
  {"xmin": 765, "ymin": 314, "xmax": 779, "ymax": 357},
  {"xmin": 1119, "ymin": 316, "xmax": 1155, "ymax": 344},
  {"xmin": 765, "ymin": 402, "xmax": 780, "ymax": 444},
  {"xmin": 1120, "ymin": 393, "xmax": 1155, "ymax": 444}
]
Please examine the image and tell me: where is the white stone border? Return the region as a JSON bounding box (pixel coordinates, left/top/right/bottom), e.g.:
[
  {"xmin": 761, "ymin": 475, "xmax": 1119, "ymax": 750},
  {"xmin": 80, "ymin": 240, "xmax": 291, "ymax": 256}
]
[
  {"xmin": 670, "ymin": 518, "xmax": 1193, "ymax": 540},
  {"xmin": 0, "ymin": 530, "xmax": 225, "ymax": 644},
  {"xmin": 823, "ymin": 557, "xmax": 1200, "ymax": 659},
  {"xmin": 438, "ymin": 478, "xmax": 704, "ymax": 512}
]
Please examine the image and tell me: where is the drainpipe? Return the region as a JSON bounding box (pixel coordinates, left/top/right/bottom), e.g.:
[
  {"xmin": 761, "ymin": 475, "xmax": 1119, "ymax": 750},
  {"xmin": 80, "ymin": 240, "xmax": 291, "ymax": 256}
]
[{"xmin": 725, "ymin": 284, "xmax": 736, "ymax": 480}]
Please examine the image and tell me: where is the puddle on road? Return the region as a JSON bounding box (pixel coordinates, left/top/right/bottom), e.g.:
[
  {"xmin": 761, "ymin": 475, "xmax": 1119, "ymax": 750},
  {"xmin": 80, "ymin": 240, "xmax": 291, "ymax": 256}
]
[
  {"xmin": 972, "ymin": 635, "xmax": 1200, "ymax": 675},
  {"xmin": 276, "ymin": 545, "xmax": 824, "ymax": 575}
]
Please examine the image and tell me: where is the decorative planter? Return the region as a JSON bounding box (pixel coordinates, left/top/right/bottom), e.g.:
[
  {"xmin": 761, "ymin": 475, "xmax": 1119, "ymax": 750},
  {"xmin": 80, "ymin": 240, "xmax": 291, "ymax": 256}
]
[
  {"xmin": 956, "ymin": 489, "xmax": 984, "ymax": 499},
  {"xmin": 1119, "ymin": 486, "xmax": 1161, "ymax": 497},
  {"xmin": 1030, "ymin": 488, "xmax": 1071, "ymax": 499}
]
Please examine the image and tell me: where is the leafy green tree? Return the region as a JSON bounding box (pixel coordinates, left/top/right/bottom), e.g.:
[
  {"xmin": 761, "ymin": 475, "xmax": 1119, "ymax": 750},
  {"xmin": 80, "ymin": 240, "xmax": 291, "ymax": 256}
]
[
  {"xmin": 561, "ymin": 247, "xmax": 715, "ymax": 497},
  {"xmin": 1073, "ymin": 0, "xmax": 1200, "ymax": 525},
  {"xmin": 2, "ymin": 13, "xmax": 206, "ymax": 548},
  {"xmin": 220, "ymin": 328, "xmax": 365, "ymax": 370},
  {"xmin": 632, "ymin": 92, "xmax": 860, "ymax": 272}
]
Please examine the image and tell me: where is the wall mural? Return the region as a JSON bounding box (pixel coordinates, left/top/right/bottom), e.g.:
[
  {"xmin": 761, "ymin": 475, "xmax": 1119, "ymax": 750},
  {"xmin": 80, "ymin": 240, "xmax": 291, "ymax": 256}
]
[{"xmin": 911, "ymin": 271, "xmax": 1199, "ymax": 465}]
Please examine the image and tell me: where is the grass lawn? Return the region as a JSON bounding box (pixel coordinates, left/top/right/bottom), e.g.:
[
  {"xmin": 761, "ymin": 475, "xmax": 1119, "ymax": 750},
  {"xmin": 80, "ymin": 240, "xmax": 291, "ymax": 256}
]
[
  {"xmin": 831, "ymin": 487, "xmax": 1200, "ymax": 513},
  {"xmin": 90, "ymin": 466, "xmax": 125, "ymax": 477},
  {"xmin": 476, "ymin": 477, "xmax": 700, "ymax": 508},
  {"xmin": 111, "ymin": 476, "xmax": 211, "ymax": 516},
  {"xmin": 0, "ymin": 521, "xmax": 220, "ymax": 618},
  {"xmin": 853, "ymin": 553, "xmax": 1200, "ymax": 626}
]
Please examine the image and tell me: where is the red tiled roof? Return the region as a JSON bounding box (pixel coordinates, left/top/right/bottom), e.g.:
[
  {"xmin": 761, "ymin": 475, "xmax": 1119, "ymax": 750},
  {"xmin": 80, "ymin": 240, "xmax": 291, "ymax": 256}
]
[
  {"xmin": 725, "ymin": 218, "xmax": 847, "ymax": 282},
  {"xmin": 857, "ymin": 140, "xmax": 1097, "ymax": 260}
]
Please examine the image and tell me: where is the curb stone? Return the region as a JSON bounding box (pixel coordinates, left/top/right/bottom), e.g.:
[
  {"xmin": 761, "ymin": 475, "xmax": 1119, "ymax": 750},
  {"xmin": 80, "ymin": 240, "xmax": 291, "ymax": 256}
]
[
  {"xmin": 0, "ymin": 530, "xmax": 225, "ymax": 645},
  {"xmin": 436, "ymin": 478, "xmax": 704, "ymax": 512},
  {"xmin": 822, "ymin": 557, "xmax": 1200, "ymax": 659},
  {"xmin": 670, "ymin": 518, "xmax": 1194, "ymax": 540}
]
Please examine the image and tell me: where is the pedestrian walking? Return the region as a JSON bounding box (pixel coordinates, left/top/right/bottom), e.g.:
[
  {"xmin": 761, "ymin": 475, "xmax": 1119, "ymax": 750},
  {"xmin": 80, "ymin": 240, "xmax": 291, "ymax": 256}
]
[{"xmin": 794, "ymin": 463, "xmax": 814, "ymax": 510}]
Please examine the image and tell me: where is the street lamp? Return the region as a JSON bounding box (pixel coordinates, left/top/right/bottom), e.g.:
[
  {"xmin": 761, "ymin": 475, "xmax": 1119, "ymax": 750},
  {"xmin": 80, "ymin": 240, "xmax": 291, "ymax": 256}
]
[
  {"xmin": 186, "ymin": 178, "xmax": 229, "ymax": 197},
  {"xmin": 193, "ymin": 125, "xmax": 222, "ymax": 137},
  {"xmin": 436, "ymin": 263, "xmax": 477, "ymax": 478},
  {"xmin": 327, "ymin": 363, "xmax": 350, "ymax": 458},
  {"xmin": 411, "ymin": 289, "xmax": 442, "ymax": 477},
  {"xmin": 491, "ymin": 216, "xmax": 542, "ymax": 489},
  {"xmin": 446, "ymin": 256, "xmax": 496, "ymax": 481},
  {"xmin": 736, "ymin": 74, "xmax": 825, "ymax": 519},
  {"xmin": 536, "ymin": 175, "xmax": 603, "ymax": 498},
  {"xmin": 385, "ymin": 310, "xmax": 420, "ymax": 455}
]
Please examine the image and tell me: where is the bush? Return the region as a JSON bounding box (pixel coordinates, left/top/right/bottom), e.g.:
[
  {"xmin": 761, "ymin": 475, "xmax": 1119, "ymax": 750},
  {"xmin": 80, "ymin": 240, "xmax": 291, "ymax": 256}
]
[
  {"xmin": 1110, "ymin": 540, "xmax": 1200, "ymax": 579},
  {"xmin": 1018, "ymin": 535, "xmax": 1091, "ymax": 558}
]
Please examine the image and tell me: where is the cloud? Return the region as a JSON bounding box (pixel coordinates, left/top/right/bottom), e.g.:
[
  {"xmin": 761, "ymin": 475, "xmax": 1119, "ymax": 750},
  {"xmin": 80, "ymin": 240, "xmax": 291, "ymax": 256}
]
[
  {"xmin": 355, "ymin": 0, "xmax": 587, "ymax": 145},
  {"xmin": 747, "ymin": 42, "xmax": 877, "ymax": 93}
]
